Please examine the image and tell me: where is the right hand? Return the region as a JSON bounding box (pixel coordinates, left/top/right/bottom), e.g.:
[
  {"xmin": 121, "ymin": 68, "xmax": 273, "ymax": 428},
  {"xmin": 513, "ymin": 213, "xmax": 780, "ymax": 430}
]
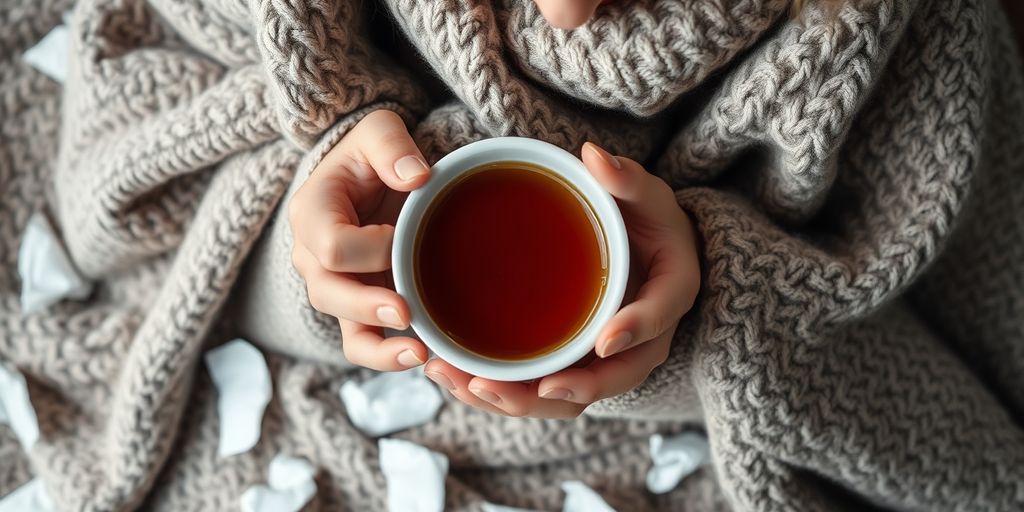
[{"xmin": 289, "ymin": 110, "xmax": 431, "ymax": 371}]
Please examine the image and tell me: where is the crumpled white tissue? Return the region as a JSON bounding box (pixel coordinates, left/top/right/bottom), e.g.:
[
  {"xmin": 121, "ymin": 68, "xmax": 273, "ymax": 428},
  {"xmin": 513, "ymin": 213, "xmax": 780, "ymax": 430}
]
[
  {"xmin": 240, "ymin": 454, "xmax": 317, "ymax": 512},
  {"xmin": 481, "ymin": 503, "xmax": 541, "ymax": 512},
  {"xmin": 18, "ymin": 212, "xmax": 92, "ymax": 315},
  {"xmin": 0, "ymin": 363, "xmax": 40, "ymax": 451},
  {"xmin": 379, "ymin": 438, "xmax": 448, "ymax": 512},
  {"xmin": 22, "ymin": 22, "xmax": 70, "ymax": 83},
  {"xmin": 561, "ymin": 481, "xmax": 615, "ymax": 512},
  {"xmin": 340, "ymin": 368, "xmax": 443, "ymax": 437},
  {"xmin": 204, "ymin": 339, "xmax": 272, "ymax": 458},
  {"xmin": 646, "ymin": 431, "xmax": 710, "ymax": 494},
  {"xmin": 0, "ymin": 478, "xmax": 54, "ymax": 512}
]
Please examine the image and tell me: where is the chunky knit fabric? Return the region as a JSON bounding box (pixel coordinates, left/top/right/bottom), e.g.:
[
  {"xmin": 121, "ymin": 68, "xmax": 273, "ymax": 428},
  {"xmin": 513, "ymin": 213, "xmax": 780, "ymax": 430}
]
[{"xmin": 1, "ymin": 0, "xmax": 1022, "ymax": 510}]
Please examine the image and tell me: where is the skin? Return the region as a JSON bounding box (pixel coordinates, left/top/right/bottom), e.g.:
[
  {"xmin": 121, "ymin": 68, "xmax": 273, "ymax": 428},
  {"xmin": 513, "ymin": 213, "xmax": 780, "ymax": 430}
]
[
  {"xmin": 290, "ymin": 110, "xmax": 700, "ymax": 419},
  {"xmin": 532, "ymin": 0, "xmax": 607, "ymax": 29}
]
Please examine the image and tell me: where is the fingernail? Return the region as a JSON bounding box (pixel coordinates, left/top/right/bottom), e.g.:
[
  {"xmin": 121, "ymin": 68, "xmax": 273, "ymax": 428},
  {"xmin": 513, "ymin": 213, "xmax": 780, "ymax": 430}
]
[
  {"xmin": 425, "ymin": 371, "xmax": 455, "ymax": 390},
  {"xmin": 600, "ymin": 331, "xmax": 633, "ymax": 357},
  {"xmin": 394, "ymin": 155, "xmax": 429, "ymax": 181},
  {"xmin": 540, "ymin": 387, "xmax": 573, "ymax": 400},
  {"xmin": 470, "ymin": 387, "xmax": 502, "ymax": 405},
  {"xmin": 376, "ymin": 306, "xmax": 406, "ymax": 329},
  {"xmin": 585, "ymin": 142, "xmax": 621, "ymax": 170},
  {"xmin": 396, "ymin": 349, "xmax": 424, "ymax": 368}
]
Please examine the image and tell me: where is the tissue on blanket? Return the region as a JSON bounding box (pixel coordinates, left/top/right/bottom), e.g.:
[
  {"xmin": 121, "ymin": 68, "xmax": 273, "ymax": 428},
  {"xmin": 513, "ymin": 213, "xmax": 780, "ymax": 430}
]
[
  {"xmin": 204, "ymin": 339, "xmax": 273, "ymax": 458},
  {"xmin": 0, "ymin": 363, "xmax": 40, "ymax": 451},
  {"xmin": 0, "ymin": 478, "xmax": 53, "ymax": 512},
  {"xmin": 239, "ymin": 454, "xmax": 317, "ymax": 512},
  {"xmin": 17, "ymin": 212, "xmax": 92, "ymax": 314},
  {"xmin": 21, "ymin": 23, "xmax": 69, "ymax": 83},
  {"xmin": 379, "ymin": 438, "xmax": 448, "ymax": 512},
  {"xmin": 645, "ymin": 432, "xmax": 709, "ymax": 494},
  {"xmin": 339, "ymin": 368, "xmax": 443, "ymax": 437},
  {"xmin": 561, "ymin": 481, "xmax": 615, "ymax": 512}
]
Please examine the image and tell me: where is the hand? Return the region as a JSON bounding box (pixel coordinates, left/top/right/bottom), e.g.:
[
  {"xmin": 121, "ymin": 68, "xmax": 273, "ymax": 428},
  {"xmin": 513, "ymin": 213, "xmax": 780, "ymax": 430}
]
[
  {"xmin": 424, "ymin": 142, "xmax": 701, "ymax": 419},
  {"xmin": 289, "ymin": 110, "xmax": 431, "ymax": 371}
]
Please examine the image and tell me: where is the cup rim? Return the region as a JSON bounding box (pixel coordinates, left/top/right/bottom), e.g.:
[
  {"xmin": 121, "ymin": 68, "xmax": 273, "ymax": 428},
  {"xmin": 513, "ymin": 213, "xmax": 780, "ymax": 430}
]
[{"xmin": 392, "ymin": 137, "xmax": 629, "ymax": 381}]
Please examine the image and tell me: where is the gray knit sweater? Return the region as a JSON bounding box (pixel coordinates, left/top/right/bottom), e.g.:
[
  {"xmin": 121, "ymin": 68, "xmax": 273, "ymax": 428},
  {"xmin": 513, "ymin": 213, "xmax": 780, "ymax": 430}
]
[{"xmin": 1, "ymin": 0, "xmax": 1023, "ymax": 510}]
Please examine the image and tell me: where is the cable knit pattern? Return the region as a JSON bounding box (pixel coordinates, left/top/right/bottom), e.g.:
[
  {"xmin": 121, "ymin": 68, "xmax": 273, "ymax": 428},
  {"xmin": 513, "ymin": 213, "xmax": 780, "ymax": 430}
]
[
  {"xmin": 249, "ymin": 0, "xmax": 429, "ymax": 146},
  {"xmin": 497, "ymin": 0, "xmax": 789, "ymax": 115},
  {"xmin": 1, "ymin": 0, "xmax": 1023, "ymax": 510},
  {"xmin": 381, "ymin": 0, "xmax": 668, "ymax": 158}
]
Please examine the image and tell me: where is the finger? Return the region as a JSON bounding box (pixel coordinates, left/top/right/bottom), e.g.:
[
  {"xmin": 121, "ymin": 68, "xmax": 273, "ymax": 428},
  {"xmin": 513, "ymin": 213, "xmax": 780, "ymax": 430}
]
[
  {"xmin": 292, "ymin": 245, "xmax": 410, "ymax": 328},
  {"xmin": 289, "ymin": 109, "xmax": 423, "ymax": 271},
  {"xmin": 293, "ymin": 210, "xmax": 394, "ymax": 273},
  {"xmin": 533, "ymin": 0, "xmax": 604, "ymax": 29},
  {"xmin": 581, "ymin": 142, "xmax": 674, "ymax": 206},
  {"xmin": 468, "ymin": 377, "xmax": 587, "ymax": 419},
  {"xmin": 582, "ymin": 142, "xmax": 692, "ymax": 252},
  {"xmin": 581, "ymin": 142, "xmax": 700, "ymax": 357},
  {"xmin": 538, "ymin": 331, "xmax": 672, "ymax": 404},
  {"xmin": 288, "ymin": 172, "xmax": 396, "ymax": 273},
  {"xmin": 335, "ymin": 109, "xmax": 431, "ymax": 192},
  {"xmin": 423, "ymin": 359, "xmax": 510, "ymax": 417},
  {"xmin": 339, "ymin": 319, "xmax": 428, "ymax": 371},
  {"xmin": 595, "ymin": 247, "xmax": 697, "ymax": 357}
]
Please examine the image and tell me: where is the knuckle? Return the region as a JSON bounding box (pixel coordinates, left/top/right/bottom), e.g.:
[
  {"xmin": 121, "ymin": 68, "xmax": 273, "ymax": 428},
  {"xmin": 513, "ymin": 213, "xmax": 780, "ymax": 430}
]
[
  {"xmin": 315, "ymin": 233, "xmax": 343, "ymax": 270},
  {"xmin": 305, "ymin": 283, "xmax": 328, "ymax": 313},
  {"xmin": 369, "ymin": 222, "xmax": 396, "ymax": 239},
  {"xmin": 340, "ymin": 338, "xmax": 366, "ymax": 367},
  {"xmin": 367, "ymin": 225, "xmax": 395, "ymax": 267}
]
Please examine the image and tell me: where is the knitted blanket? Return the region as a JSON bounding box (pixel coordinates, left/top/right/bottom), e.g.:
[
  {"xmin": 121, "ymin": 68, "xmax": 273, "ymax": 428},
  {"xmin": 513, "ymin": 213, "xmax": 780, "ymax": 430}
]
[{"xmin": 2, "ymin": 0, "xmax": 1023, "ymax": 510}]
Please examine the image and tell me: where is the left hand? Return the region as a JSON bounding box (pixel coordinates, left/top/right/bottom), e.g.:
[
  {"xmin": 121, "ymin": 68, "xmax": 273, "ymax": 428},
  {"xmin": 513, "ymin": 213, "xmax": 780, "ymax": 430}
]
[{"xmin": 424, "ymin": 142, "xmax": 701, "ymax": 419}]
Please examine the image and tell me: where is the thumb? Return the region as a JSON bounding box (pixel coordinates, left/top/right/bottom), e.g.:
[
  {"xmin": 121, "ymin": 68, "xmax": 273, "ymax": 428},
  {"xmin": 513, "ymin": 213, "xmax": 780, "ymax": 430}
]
[
  {"xmin": 580, "ymin": 142, "xmax": 696, "ymax": 254},
  {"xmin": 581, "ymin": 142, "xmax": 674, "ymax": 211},
  {"xmin": 581, "ymin": 142, "xmax": 701, "ymax": 357}
]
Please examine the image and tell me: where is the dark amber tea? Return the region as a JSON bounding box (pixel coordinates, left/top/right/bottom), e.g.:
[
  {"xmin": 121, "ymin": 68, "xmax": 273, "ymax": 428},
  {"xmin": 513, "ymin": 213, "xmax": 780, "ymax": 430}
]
[{"xmin": 415, "ymin": 162, "xmax": 607, "ymax": 361}]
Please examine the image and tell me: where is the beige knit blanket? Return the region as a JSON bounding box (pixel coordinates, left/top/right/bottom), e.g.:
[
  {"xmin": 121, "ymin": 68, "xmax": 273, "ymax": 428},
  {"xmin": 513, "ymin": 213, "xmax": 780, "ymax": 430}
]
[{"xmin": 2, "ymin": 0, "xmax": 1023, "ymax": 510}]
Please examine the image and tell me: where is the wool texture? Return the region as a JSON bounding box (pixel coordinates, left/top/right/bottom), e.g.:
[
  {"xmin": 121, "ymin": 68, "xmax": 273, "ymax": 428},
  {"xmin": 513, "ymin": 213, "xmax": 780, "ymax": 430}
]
[{"xmin": 1, "ymin": 0, "xmax": 1022, "ymax": 510}]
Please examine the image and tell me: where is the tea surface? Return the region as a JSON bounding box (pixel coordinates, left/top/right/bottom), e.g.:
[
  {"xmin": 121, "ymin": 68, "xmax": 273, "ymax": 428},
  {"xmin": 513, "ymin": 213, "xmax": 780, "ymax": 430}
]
[{"xmin": 415, "ymin": 162, "xmax": 606, "ymax": 360}]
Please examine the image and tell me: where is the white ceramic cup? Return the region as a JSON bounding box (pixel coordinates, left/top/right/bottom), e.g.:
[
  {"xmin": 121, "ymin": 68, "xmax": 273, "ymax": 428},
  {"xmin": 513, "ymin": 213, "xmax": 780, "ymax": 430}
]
[{"xmin": 392, "ymin": 137, "xmax": 629, "ymax": 381}]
